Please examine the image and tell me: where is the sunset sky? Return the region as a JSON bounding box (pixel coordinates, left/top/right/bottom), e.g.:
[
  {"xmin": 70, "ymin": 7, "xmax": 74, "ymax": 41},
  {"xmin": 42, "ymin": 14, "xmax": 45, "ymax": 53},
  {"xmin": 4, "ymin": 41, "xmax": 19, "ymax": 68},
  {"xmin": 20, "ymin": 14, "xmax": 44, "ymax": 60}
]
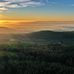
[
  {"xmin": 0, "ymin": 0, "xmax": 74, "ymax": 21},
  {"xmin": 0, "ymin": 0, "xmax": 74, "ymax": 33}
]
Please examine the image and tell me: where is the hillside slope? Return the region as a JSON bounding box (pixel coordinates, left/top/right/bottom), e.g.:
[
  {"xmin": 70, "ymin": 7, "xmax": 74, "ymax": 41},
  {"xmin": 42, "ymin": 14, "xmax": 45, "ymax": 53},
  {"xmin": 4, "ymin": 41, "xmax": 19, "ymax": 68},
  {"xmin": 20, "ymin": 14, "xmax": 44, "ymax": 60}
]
[{"xmin": 13, "ymin": 30, "xmax": 74, "ymax": 44}]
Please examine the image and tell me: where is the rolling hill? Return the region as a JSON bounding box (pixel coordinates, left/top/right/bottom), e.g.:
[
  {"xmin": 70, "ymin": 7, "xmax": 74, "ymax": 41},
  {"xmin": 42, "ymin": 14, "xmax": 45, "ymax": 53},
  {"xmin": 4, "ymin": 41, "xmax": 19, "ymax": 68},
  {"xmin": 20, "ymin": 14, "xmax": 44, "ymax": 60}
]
[
  {"xmin": 0, "ymin": 30, "xmax": 74, "ymax": 44},
  {"xmin": 13, "ymin": 30, "xmax": 74, "ymax": 44}
]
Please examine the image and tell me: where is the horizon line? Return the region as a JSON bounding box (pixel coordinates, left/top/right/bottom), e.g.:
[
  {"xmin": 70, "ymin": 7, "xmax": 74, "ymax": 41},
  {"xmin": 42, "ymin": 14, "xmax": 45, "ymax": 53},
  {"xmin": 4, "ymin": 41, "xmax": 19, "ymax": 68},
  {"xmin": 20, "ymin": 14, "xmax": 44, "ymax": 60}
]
[{"xmin": 0, "ymin": 20, "xmax": 74, "ymax": 22}]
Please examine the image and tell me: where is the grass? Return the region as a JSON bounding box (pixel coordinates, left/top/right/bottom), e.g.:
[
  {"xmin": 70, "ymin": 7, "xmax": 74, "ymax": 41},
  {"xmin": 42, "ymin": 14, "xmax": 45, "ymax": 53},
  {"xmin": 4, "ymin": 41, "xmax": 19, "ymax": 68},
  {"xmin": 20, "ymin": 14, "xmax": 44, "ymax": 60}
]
[{"xmin": 0, "ymin": 42, "xmax": 74, "ymax": 74}]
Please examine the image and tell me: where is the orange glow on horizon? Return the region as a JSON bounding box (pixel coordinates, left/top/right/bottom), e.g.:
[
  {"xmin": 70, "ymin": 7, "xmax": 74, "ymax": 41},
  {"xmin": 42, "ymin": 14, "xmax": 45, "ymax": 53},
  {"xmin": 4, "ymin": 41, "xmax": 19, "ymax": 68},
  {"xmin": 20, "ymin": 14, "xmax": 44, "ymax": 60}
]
[
  {"xmin": 0, "ymin": 20, "xmax": 35, "ymax": 27},
  {"xmin": 0, "ymin": 19, "xmax": 74, "ymax": 33}
]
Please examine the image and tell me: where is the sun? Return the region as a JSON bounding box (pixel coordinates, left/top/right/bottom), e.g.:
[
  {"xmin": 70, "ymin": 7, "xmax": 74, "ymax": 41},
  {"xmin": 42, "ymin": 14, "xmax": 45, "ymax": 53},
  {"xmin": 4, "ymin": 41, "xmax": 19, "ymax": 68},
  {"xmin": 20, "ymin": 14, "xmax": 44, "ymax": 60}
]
[
  {"xmin": 0, "ymin": 20, "xmax": 5, "ymax": 27},
  {"xmin": 0, "ymin": 19, "xmax": 35, "ymax": 28},
  {"xmin": 0, "ymin": 20, "xmax": 11, "ymax": 27}
]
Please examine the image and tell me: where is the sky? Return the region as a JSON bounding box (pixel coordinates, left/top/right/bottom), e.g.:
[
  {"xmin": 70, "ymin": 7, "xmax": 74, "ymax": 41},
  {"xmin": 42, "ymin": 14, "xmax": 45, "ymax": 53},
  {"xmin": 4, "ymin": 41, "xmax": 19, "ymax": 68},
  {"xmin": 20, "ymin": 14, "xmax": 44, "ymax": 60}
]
[
  {"xmin": 0, "ymin": 0, "xmax": 74, "ymax": 21},
  {"xmin": 0, "ymin": 0, "xmax": 74, "ymax": 33}
]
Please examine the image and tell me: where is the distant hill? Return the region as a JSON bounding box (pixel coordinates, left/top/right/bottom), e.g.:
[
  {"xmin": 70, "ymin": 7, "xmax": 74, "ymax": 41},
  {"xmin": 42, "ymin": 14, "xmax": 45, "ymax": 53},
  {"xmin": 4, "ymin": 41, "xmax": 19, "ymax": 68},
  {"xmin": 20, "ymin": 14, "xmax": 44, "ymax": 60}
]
[
  {"xmin": 0, "ymin": 27, "xmax": 16, "ymax": 34},
  {"xmin": 13, "ymin": 30, "xmax": 74, "ymax": 44},
  {"xmin": 0, "ymin": 30, "xmax": 74, "ymax": 44}
]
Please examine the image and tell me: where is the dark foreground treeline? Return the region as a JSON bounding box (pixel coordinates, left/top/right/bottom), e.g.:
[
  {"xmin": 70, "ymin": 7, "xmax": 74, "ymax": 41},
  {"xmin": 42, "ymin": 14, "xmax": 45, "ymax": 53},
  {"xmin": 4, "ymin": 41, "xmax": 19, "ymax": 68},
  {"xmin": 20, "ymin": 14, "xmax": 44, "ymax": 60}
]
[{"xmin": 0, "ymin": 43, "xmax": 74, "ymax": 74}]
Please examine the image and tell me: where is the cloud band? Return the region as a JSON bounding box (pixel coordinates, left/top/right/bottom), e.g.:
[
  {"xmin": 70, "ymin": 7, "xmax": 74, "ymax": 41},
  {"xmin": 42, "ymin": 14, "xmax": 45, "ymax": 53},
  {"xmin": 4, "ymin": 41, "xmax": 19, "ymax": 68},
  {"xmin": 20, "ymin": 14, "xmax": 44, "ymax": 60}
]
[{"xmin": 0, "ymin": 0, "xmax": 45, "ymax": 12}]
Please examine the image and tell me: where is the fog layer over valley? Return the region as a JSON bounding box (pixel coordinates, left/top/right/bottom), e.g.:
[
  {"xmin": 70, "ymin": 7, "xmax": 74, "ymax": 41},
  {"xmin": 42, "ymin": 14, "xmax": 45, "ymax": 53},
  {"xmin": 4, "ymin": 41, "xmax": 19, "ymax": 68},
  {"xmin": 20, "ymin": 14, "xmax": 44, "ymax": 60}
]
[{"xmin": 0, "ymin": 30, "xmax": 74, "ymax": 45}]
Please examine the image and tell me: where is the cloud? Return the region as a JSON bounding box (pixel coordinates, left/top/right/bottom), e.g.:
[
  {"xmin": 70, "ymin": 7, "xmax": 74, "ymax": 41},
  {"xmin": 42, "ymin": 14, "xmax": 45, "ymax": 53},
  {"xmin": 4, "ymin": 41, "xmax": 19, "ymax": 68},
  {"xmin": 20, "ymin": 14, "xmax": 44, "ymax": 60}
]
[
  {"xmin": 6, "ymin": 4, "xmax": 20, "ymax": 8},
  {"xmin": 71, "ymin": 4, "xmax": 74, "ymax": 6},
  {"xmin": 0, "ymin": 7, "xmax": 8, "ymax": 12},
  {"xmin": 0, "ymin": 0, "xmax": 45, "ymax": 12},
  {"xmin": 20, "ymin": 1, "xmax": 44, "ymax": 7},
  {"xmin": 0, "ymin": 2, "xmax": 10, "ymax": 6},
  {"xmin": 0, "ymin": 0, "xmax": 57, "ymax": 12},
  {"xmin": 5, "ymin": 0, "xmax": 31, "ymax": 2}
]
